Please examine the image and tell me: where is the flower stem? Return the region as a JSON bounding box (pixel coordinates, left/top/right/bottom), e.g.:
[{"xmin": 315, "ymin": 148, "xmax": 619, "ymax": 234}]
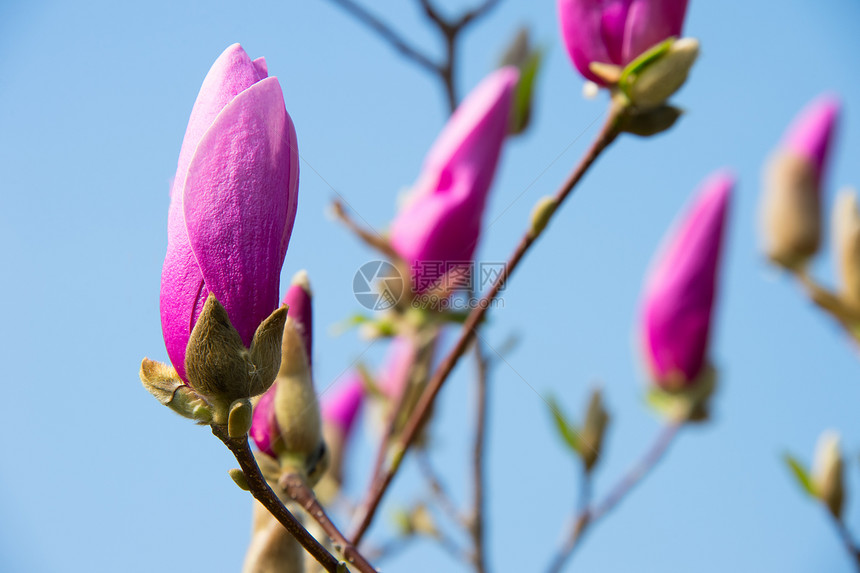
[
  {"xmin": 546, "ymin": 422, "xmax": 682, "ymax": 573},
  {"xmin": 210, "ymin": 425, "xmax": 342, "ymax": 573},
  {"xmin": 349, "ymin": 101, "xmax": 627, "ymax": 547},
  {"xmin": 279, "ymin": 472, "xmax": 377, "ymax": 573}
]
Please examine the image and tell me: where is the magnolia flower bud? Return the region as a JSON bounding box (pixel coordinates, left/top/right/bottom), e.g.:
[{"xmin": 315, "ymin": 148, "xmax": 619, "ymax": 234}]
[
  {"xmin": 149, "ymin": 44, "xmax": 299, "ymax": 421},
  {"xmin": 389, "ymin": 68, "xmax": 518, "ymax": 292},
  {"xmin": 558, "ymin": 0, "xmax": 689, "ymax": 86},
  {"xmin": 833, "ymin": 190, "xmax": 860, "ymax": 310},
  {"xmin": 641, "ymin": 171, "xmax": 733, "ymax": 390},
  {"xmin": 813, "ymin": 431, "xmax": 845, "ymax": 519},
  {"xmin": 321, "ymin": 373, "xmax": 365, "ymax": 486},
  {"xmin": 761, "ymin": 95, "xmax": 840, "ymax": 269},
  {"xmin": 581, "ymin": 388, "xmax": 610, "ymax": 471},
  {"xmin": 250, "ymin": 274, "xmax": 326, "ymax": 481}
]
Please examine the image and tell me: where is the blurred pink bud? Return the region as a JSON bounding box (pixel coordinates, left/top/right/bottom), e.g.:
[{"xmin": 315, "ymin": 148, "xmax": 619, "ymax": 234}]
[
  {"xmin": 783, "ymin": 95, "xmax": 840, "ymax": 188},
  {"xmin": 160, "ymin": 44, "xmax": 300, "ymax": 382},
  {"xmin": 558, "ymin": 0, "xmax": 689, "ymax": 85},
  {"xmin": 250, "ymin": 272, "xmax": 315, "ymax": 456},
  {"xmin": 321, "ymin": 373, "xmax": 365, "ymax": 439},
  {"xmin": 379, "ymin": 336, "xmax": 418, "ymax": 400},
  {"xmin": 389, "ymin": 68, "xmax": 518, "ymax": 290},
  {"xmin": 761, "ymin": 95, "xmax": 840, "ymax": 269},
  {"xmin": 641, "ymin": 171, "xmax": 733, "ymax": 389}
]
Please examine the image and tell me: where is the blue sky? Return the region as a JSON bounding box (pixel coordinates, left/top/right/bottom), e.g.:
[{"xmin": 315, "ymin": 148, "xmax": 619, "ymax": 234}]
[{"xmin": 1, "ymin": 0, "xmax": 860, "ymax": 571}]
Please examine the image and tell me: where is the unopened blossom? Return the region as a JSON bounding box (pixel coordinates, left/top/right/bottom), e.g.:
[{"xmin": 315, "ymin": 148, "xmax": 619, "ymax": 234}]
[
  {"xmin": 160, "ymin": 43, "xmax": 299, "ymax": 383},
  {"xmin": 320, "ymin": 373, "xmax": 365, "ymax": 485},
  {"xmin": 251, "ymin": 273, "xmax": 315, "ymax": 458},
  {"xmin": 813, "ymin": 431, "xmax": 845, "ymax": 519},
  {"xmin": 833, "ymin": 190, "xmax": 860, "ymax": 309},
  {"xmin": 762, "ymin": 95, "xmax": 840, "ymax": 269},
  {"xmin": 558, "ymin": 0, "xmax": 689, "ymax": 85},
  {"xmin": 389, "ymin": 67, "xmax": 518, "ymax": 291},
  {"xmin": 640, "ymin": 171, "xmax": 733, "ymax": 389}
]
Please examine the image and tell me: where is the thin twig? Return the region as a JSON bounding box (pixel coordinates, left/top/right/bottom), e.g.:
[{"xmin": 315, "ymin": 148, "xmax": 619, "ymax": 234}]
[
  {"xmin": 546, "ymin": 423, "xmax": 682, "ymax": 573},
  {"xmin": 210, "ymin": 425, "xmax": 342, "ymax": 573},
  {"xmin": 279, "ymin": 472, "xmax": 377, "ymax": 573},
  {"xmin": 331, "ymin": 200, "xmax": 401, "ymax": 262},
  {"xmin": 416, "ymin": 450, "xmax": 469, "ymax": 530},
  {"xmin": 349, "ymin": 100, "xmax": 627, "ymax": 547},
  {"xmin": 322, "ymin": 0, "xmax": 438, "ymax": 74},
  {"xmin": 830, "ymin": 514, "xmax": 860, "ymax": 571},
  {"xmin": 326, "ymin": 0, "xmax": 504, "ymax": 113},
  {"xmin": 794, "ymin": 269, "xmax": 860, "ymax": 326},
  {"xmin": 546, "ymin": 468, "xmax": 592, "ymax": 573},
  {"xmin": 469, "ymin": 337, "xmax": 490, "ymax": 573}
]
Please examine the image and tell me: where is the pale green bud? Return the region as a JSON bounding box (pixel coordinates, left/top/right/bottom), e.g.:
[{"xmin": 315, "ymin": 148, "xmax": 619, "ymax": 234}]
[
  {"xmin": 581, "ymin": 388, "xmax": 610, "ymax": 471},
  {"xmin": 529, "ymin": 196, "xmax": 558, "ymax": 238},
  {"xmin": 833, "ymin": 189, "xmax": 860, "ymax": 310},
  {"xmin": 272, "ymin": 318, "xmax": 324, "ymax": 465},
  {"xmin": 623, "ymin": 38, "xmax": 699, "ymax": 109},
  {"xmin": 813, "ymin": 431, "xmax": 845, "ymax": 519}
]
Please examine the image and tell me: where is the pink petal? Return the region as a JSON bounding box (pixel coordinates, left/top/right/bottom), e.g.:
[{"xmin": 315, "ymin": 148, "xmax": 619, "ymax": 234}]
[
  {"xmin": 172, "ymin": 44, "xmax": 266, "ymax": 200},
  {"xmin": 601, "ymin": 1, "xmax": 634, "ymax": 65},
  {"xmin": 641, "ymin": 171, "xmax": 733, "ymax": 386},
  {"xmin": 183, "ymin": 76, "xmax": 299, "ymax": 347},
  {"xmin": 558, "ymin": 0, "xmax": 615, "ymax": 84},
  {"xmin": 783, "ymin": 94, "xmax": 840, "ymax": 186},
  {"xmin": 321, "ymin": 373, "xmax": 365, "ymax": 437},
  {"xmin": 622, "ymin": 0, "xmax": 689, "ymax": 64},
  {"xmin": 389, "ymin": 68, "xmax": 518, "ymax": 282},
  {"xmin": 282, "ymin": 279, "xmax": 313, "ymax": 367},
  {"xmin": 253, "ymin": 57, "xmax": 269, "ymax": 78},
  {"xmin": 250, "ymin": 387, "xmax": 279, "ymax": 457},
  {"xmin": 160, "ymin": 202, "xmax": 207, "ymax": 382}
]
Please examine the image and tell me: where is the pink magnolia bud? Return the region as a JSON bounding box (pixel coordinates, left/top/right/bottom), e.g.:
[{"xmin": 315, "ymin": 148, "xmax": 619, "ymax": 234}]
[
  {"xmin": 322, "ymin": 373, "xmax": 365, "ymax": 438},
  {"xmin": 761, "ymin": 95, "xmax": 840, "ymax": 269},
  {"xmin": 389, "ymin": 68, "xmax": 518, "ymax": 290},
  {"xmin": 641, "ymin": 171, "xmax": 733, "ymax": 389},
  {"xmin": 250, "ymin": 272, "xmax": 315, "ymax": 457},
  {"xmin": 557, "ymin": 0, "xmax": 689, "ymax": 85},
  {"xmin": 160, "ymin": 44, "xmax": 300, "ymax": 382},
  {"xmin": 784, "ymin": 95, "xmax": 840, "ymax": 187},
  {"xmin": 379, "ymin": 336, "xmax": 418, "ymax": 400},
  {"xmin": 320, "ymin": 373, "xmax": 365, "ymax": 487}
]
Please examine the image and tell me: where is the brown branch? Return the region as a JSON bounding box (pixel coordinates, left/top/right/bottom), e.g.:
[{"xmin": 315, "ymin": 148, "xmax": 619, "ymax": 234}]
[
  {"xmin": 210, "ymin": 425, "xmax": 342, "ymax": 573},
  {"xmin": 456, "ymin": 0, "xmax": 504, "ymax": 28},
  {"xmin": 323, "ymin": 0, "xmax": 439, "ymax": 74},
  {"xmin": 546, "ymin": 422, "xmax": 682, "ymax": 573},
  {"xmin": 416, "ymin": 450, "xmax": 469, "ymax": 530},
  {"xmin": 331, "ymin": 200, "xmax": 401, "ymax": 261},
  {"xmin": 349, "ymin": 99, "xmax": 627, "ymax": 547},
  {"xmin": 326, "ymin": 0, "xmax": 503, "ymax": 113},
  {"xmin": 546, "ymin": 469, "xmax": 592, "ymax": 573},
  {"xmin": 279, "ymin": 472, "xmax": 377, "ymax": 573}
]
